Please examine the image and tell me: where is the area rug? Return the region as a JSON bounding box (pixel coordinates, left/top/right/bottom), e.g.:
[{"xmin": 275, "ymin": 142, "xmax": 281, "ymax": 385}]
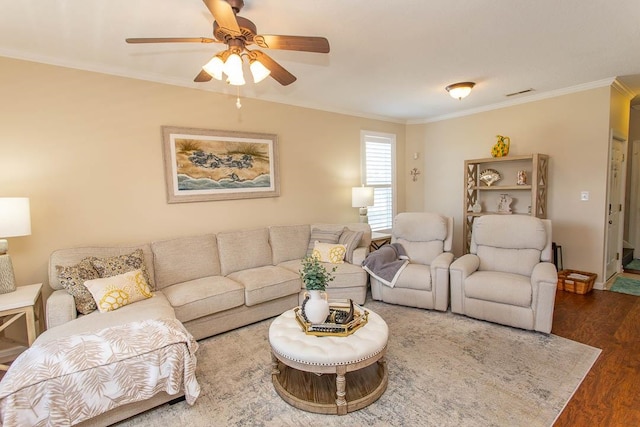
[
  {"xmin": 610, "ymin": 275, "xmax": 640, "ymax": 296},
  {"xmin": 118, "ymin": 301, "xmax": 600, "ymax": 427},
  {"xmin": 623, "ymin": 258, "xmax": 640, "ymax": 274}
]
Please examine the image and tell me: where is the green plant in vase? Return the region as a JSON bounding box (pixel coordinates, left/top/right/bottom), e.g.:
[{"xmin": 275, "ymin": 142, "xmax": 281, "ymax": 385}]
[
  {"xmin": 299, "ymin": 255, "xmax": 337, "ymax": 323},
  {"xmin": 299, "ymin": 255, "xmax": 337, "ymax": 291}
]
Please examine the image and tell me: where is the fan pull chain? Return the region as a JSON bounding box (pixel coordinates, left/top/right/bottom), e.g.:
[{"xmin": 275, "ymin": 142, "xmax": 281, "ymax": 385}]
[{"xmin": 236, "ymin": 87, "xmax": 242, "ymax": 109}]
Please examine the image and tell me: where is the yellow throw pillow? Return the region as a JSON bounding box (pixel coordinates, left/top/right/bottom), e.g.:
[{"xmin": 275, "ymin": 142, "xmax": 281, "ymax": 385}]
[
  {"xmin": 312, "ymin": 241, "xmax": 346, "ymax": 264},
  {"xmin": 84, "ymin": 269, "xmax": 153, "ymax": 313}
]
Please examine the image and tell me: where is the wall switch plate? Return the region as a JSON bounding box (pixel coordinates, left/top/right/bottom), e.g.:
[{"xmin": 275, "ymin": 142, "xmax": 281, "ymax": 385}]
[{"xmin": 581, "ymin": 191, "xmax": 590, "ymax": 201}]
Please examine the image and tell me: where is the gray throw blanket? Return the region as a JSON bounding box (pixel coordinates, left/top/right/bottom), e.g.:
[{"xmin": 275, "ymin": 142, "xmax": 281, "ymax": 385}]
[{"xmin": 362, "ymin": 243, "xmax": 409, "ymax": 288}]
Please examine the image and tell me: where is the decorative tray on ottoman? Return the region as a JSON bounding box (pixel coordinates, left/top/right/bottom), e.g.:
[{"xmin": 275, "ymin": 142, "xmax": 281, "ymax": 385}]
[{"xmin": 294, "ymin": 299, "xmax": 369, "ymax": 337}]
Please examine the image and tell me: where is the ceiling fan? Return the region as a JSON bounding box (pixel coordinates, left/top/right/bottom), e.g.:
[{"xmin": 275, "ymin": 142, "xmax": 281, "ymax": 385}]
[{"xmin": 126, "ymin": 0, "xmax": 330, "ymax": 86}]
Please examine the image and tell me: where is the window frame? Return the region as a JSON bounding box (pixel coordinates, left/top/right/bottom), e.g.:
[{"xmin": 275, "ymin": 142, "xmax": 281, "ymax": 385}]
[{"xmin": 360, "ymin": 130, "xmax": 397, "ymax": 232}]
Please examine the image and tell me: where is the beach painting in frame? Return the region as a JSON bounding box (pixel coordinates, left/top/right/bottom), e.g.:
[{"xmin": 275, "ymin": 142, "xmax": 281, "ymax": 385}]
[{"xmin": 162, "ymin": 126, "xmax": 279, "ymax": 203}]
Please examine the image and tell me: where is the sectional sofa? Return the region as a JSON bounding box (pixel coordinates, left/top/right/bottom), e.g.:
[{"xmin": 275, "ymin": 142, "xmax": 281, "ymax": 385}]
[{"xmin": 1, "ymin": 223, "xmax": 370, "ymax": 427}]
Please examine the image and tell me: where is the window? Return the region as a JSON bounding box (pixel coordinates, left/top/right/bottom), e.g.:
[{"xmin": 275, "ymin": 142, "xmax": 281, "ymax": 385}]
[{"xmin": 361, "ymin": 131, "xmax": 396, "ymax": 231}]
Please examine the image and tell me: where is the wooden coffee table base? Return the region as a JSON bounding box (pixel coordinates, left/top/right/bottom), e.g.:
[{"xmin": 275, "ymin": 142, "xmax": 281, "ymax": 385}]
[{"xmin": 271, "ymin": 352, "xmax": 388, "ymax": 415}]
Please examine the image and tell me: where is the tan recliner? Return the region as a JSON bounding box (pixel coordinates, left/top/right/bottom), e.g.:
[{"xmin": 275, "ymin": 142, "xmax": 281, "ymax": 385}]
[
  {"xmin": 449, "ymin": 215, "xmax": 558, "ymax": 333},
  {"xmin": 370, "ymin": 212, "xmax": 454, "ymax": 311}
]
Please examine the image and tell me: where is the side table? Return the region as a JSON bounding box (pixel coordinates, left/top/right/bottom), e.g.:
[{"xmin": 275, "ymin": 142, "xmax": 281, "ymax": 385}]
[
  {"xmin": 370, "ymin": 231, "xmax": 392, "ymax": 251},
  {"xmin": 0, "ymin": 283, "xmax": 44, "ymax": 370}
]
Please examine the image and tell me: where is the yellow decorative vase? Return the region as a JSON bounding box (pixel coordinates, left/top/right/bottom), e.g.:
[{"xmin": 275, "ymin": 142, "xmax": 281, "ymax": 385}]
[{"xmin": 491, "ymin": 135, "xmax": 510, "ymax": 157}]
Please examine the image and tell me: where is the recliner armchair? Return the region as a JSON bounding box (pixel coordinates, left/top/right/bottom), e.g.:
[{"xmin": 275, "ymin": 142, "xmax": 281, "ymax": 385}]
[
  {"xmin": 449, "ymin": 215, "xmax": 558, "ymax": 333},
  {"xmin": 370, "ymin": 212, "xmax": 454, "ymax": 311}
]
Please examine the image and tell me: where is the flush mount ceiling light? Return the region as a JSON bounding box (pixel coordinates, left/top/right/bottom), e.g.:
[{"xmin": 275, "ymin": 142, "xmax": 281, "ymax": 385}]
[{"xmin": 446, "ymin": 82, "xmax": 476, "ymax": 100}]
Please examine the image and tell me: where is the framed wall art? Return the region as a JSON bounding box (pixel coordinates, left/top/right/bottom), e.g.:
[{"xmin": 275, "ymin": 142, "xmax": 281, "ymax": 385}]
[{"xmin": 162, "ymin": 126, "xmax": 280, "ymax": 203}]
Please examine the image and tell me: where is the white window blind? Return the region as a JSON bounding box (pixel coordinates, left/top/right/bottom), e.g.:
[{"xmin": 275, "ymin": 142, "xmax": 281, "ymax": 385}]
[{"xmin": 361, "ymin": 131, "xmax": 395, "ymax": 231}]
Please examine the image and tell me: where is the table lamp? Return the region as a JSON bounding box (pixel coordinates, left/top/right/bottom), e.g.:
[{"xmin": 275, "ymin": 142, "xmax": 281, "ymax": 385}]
[
  {"xmin": 0, "ymin": 198, "xmax": 32, "ymax": 294},
  {"xmin": 352, "ymin": 186, "xmax": 374, "ymax": 223}
]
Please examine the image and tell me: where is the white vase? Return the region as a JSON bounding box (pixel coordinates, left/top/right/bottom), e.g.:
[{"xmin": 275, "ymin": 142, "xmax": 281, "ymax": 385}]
[{"xmin": 303, "ymin": 290, "xmax": 330, "ymax": 324}]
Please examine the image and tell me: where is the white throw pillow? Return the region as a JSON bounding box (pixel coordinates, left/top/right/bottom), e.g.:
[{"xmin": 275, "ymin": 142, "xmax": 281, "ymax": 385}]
[
  {"xmin": 312, "ymin": 241, "xmax": 346, "ymax": 264},
  {"xmin": 84, "ymin": 269, "xmax": 153, "ymax": 313}
]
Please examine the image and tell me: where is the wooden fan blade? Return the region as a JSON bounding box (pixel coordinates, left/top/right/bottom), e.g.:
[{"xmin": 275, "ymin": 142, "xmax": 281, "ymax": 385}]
[
  {"xmin": 253, "ymin": 35, "xmax": 330, "ymax": 53},
  {"xmin": 126, "ymin": 37, "xmax": 219, "ymax": 44},
  {"xmin": 252, "ymin": 51, "xmax": 296, "ymax": 86},
  {"xmin": 194, "ymin": 69, "xmax": 213, "ymax": 82},
  {"xmin": 202, "ymin": 0, "xmax": 242, "ymax": 37}
]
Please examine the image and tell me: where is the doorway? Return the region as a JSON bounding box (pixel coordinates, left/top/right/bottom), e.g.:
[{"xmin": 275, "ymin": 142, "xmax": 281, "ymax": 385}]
[{"xmin": 604, "ymin": 132, "xmax": 627, "ymax": 280}]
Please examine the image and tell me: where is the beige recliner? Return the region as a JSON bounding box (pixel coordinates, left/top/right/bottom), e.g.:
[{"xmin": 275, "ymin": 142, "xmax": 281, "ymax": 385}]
[
  {"xmin": 370, "ymin": 212, "xmax": 454, "ymax": 311},
  {"xmin": 449, "ymin": 215, "xmax": 558, "ymax": 333}
]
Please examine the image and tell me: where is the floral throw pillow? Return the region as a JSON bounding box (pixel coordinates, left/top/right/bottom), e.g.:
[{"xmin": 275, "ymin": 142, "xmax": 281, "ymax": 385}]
[
  {"xmin": 90, "ymin": 249, "xmax": 153, "ymax": 289},
  {"xmin": 84, "ymin": 269, "xmax": 153, "ymax": 313},
  {"xmin": 56, "ymin": 258, "xmax": 99, "ymax": 314},
  {"xmin": 312, "ymin": 242, "xmax": 347, "ymax": 264}
]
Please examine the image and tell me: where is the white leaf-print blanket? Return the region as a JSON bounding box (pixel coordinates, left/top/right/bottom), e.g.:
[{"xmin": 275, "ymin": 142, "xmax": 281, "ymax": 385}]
[{"xmin": 0, "ymin": 317, "xmax": 200, "ymax": 427}]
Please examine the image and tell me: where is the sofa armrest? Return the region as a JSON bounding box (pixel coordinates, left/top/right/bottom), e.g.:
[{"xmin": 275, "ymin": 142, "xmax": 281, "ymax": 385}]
[
  {"xmin": 449, "ymin": 254, "xmax": 480, "ymax": 313},
  {"xmin": 352, "ymin": 246, "xmax": 368, "ymax": 266},
  {"xmin": 531, "ymin": 262, "xmax": 558, "ymax": 333},
  {"xmin": 46, "ymin": 289, "xmax": 77, "ymax": 329},
  {"xmin": 430, "ymin": 252, "xmax": 454, "ymax": 311}
]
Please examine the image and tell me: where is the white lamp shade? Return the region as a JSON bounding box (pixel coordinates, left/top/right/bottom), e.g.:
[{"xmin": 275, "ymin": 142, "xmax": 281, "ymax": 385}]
[
  {"xmin": 203, "ymin": 56, "xmax": 224, "ymax": 80},
  {"xmin": 0, "ymin": 198, "xmax": 31, "ymax": 238},
  {"xmin": 250, "ymin": 59, "xmax": 271, "ymax": 83},
  {"xmin": 352, "ymin": 187, "xmax": 374, "ymax": 208}
]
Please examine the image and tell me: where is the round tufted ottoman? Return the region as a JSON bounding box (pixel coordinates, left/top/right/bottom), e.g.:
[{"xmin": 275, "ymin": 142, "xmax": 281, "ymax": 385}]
[{"xmin": 269, "ymin": 307, "xmax": 388, "ymax": 415}]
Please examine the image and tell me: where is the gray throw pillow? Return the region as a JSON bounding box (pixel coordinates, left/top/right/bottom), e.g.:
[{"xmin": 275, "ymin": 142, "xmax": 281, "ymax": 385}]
[
  {"xmin": 339, "ymin": 229, "xmax": 364, "ymax": 263},
  {"xmin": 306, "ymin": 227, "xmax": 344, "ymax": 257}
]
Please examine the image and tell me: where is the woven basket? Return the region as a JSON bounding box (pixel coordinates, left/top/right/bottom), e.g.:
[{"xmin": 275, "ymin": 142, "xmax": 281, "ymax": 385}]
[{"xmin": 557, "ymin": 269, "xmax": 597, "ymax": 294}]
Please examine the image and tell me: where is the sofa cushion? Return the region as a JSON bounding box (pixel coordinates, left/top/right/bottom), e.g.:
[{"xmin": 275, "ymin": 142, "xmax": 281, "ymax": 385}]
[
  {"xmin": 471, "ymin": 215, "xmax": 548, "ymax": 251},
  {"xmin": 306, "ymin": 227, "xmax": 343, "ymax": 256},
  {"xmin": 339, "ymin": 229, "xmax": 363, "ymax": 264},
  {"xmin": 393, "ymin": 212, "xmax": 448, "ymax": 242},
  {"xmin": 55, "ymin": 258, "xmax": 99, "ymax": 315},
  {"xmin": 312, "ymin": 242, "xmax": 346, "ymax": 264},
  {"xmin": 476, "ymin": 247, "xmax": 542, "ymax": 277},
  {"xmin": 152, "ymin": 234, "xmax": 220, "ymax": 289},
  {"xmin": 395, "ymin": 264, "xmax": 432, "ymax": 291},
  {"xmin": 162, "ymin": 276, "xmax": 245, "ymax": 323},
  {"xmin": 464, "ymin": 271, "xmax": 532, "ymax": 307},
  {"xmin": 37, "ymin": 291, "xmax": 175, "ymax": 345},
  {"xmin": 227, "ymin": 266, "xmax": 300, "ymax": 306},
  {"xmin": 89, "ymin": 249, "xmax": 153, "ymax": 290},
  {"xmin": 396, "ymin": 240, "xmax": 445, "ymax": 266},
  {"xmin": 269, "ymin": 224, "xmax": 310, "ymax": 264},
  {"xmin": 217, "ymin": 228, "xmax": 272, "ymax": 276},
  {"xmin": 84, "ymin": 269, "xmax": 154, "ymax": 313}
]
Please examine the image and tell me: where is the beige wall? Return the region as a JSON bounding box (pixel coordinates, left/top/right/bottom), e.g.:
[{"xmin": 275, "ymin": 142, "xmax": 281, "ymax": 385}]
[
  {"xmin": 407, "ymin": 87, "xmax": 615, "ymax": 283},
  {"xmin": 0, "ymin": 57, "xmax": 405, "ymax": 292}
]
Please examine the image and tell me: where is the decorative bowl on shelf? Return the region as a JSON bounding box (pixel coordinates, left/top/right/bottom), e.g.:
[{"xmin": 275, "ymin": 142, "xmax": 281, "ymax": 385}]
[{"xmin": 479, "ymin": 169, "xmax": 502, "ymax": 186}]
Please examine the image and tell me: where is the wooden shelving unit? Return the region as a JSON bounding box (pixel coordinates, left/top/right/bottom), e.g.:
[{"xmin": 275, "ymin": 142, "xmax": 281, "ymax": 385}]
[{"xmin": 463, "ymin": 154, "xmax": 549, "ymax": 253}]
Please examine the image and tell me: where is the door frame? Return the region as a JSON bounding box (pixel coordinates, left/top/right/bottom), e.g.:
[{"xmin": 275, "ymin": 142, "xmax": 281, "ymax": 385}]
[
  {"xmin": 604, "ymin": 130, "xmax": 628, "ymax": 279},
  {"xmin": 631, "ymin": 140, "xmax": 640, "ymax": 258}
]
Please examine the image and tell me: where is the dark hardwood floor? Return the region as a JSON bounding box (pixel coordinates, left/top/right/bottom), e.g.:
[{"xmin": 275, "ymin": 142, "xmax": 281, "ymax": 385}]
[{"xmin": 552, "ymin": 288, "xmax": 640, "ymax": 426}]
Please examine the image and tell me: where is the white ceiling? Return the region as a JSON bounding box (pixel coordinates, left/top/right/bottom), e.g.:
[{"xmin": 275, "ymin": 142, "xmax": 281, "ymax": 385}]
[{"xmin": 1, "ymin": 0, "xmax": 640, "ymax": 122}]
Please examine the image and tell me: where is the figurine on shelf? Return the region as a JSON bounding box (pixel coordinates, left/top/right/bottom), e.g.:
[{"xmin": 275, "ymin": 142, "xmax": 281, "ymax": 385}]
[
  {"xmin": 491, "ymin": 135, "xmax": 510, "ymax": 157},
  {"xmin": 497, "ymin": 194, "xmax": 513, "ymax": 214},
  {"xmin": 517, "ymin": 170, "xmax": 527, "ymax": 185}
]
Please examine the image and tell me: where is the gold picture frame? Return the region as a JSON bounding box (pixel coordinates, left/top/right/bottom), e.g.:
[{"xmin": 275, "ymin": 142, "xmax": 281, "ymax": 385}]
[{"xmin": 162, "ymin": 126, "xmax": 280, "ymax": 203}]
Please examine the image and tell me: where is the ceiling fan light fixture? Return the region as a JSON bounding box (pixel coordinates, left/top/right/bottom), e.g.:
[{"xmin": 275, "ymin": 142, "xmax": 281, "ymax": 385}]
[
  {"xmin": 446, "ymin": 82, "xmax": 475, "ymax": 100},
  {"xmin": 202, "ymin": 55, "xmax": 225, "ymax": 80},
  {"xmin": 224, "ymin": 52, "xmax": 245, "ymax": 85},
  {"xmin": 250, "ymin": 59, "xmax": 271, "ymax": 83}
]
